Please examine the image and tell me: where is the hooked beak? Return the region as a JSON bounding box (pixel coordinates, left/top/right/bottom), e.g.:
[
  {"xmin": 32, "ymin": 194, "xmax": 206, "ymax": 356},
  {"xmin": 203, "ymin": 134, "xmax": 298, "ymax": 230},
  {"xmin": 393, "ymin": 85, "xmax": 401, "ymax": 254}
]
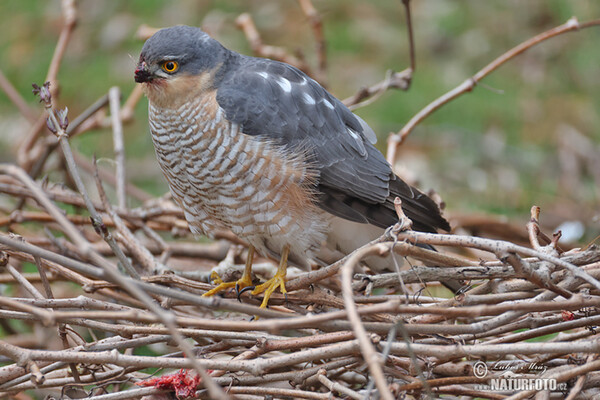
[{"xmin": 134, "ymin": 61, "xmax": 153, "ymax": 83}]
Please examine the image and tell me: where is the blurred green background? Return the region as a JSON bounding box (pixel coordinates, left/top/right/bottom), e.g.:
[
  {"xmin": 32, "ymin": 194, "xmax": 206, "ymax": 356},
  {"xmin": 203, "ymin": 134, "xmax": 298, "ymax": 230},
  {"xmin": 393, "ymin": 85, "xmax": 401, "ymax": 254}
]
[{"xmin": 1, "ymin": 0, "xmax": 599, "ymax": 243}]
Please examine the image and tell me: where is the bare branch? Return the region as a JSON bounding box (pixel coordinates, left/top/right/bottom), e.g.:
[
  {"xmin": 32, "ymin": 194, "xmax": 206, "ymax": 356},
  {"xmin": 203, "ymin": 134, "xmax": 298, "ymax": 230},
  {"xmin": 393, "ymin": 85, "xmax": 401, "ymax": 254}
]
[
  {"xmin": 236, "ymin": 13, "xmax": 313, "ymax": 75},
  {"xmin": 108, "ymin": 87, "xmax": 127, "ymax": 210}
]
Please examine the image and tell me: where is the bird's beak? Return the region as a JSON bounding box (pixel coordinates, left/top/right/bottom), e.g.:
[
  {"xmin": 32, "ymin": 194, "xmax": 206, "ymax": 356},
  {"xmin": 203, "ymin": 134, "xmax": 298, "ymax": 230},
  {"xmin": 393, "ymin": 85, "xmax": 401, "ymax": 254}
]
[{"xmin": 134, "ymin": 61, "xmax": 153, "ymax": 83}]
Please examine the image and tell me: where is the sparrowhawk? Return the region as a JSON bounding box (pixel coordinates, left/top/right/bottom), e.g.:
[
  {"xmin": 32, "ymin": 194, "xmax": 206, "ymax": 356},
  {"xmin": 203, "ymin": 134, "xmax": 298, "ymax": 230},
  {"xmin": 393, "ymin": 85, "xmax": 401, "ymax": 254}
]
[{"xmin": 135, "ymin": 25, "xmax": 451, "ymax": 307}]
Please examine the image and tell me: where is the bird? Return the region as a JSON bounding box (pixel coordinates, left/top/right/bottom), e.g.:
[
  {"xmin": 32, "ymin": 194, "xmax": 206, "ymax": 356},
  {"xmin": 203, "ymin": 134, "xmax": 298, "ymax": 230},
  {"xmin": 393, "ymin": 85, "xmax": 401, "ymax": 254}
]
[{"xmin": 135, "ymin": 25, "xmax": 453, "ymax": 308}]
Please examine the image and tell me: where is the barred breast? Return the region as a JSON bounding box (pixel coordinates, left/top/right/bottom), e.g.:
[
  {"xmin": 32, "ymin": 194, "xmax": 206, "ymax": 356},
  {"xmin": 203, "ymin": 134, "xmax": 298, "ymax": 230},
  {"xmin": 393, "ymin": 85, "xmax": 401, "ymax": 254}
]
[{"xmin": 147, "ymin": 91, "xmax": 329, "ymax": 268}]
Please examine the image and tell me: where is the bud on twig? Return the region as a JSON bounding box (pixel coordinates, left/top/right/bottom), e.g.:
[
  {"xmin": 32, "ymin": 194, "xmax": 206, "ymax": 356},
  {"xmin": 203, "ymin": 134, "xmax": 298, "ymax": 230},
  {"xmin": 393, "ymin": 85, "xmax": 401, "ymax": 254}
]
[
  {"xmin": 32, "ymin": 82, "xmax": 52, "ymax": 105},
  {"xmin": 46, "ymin": 117, "xmax": 58, "ymax": 134},
  {"xmin": 57, "ymin": 107, "xmax": 69, "ymax": 130}
]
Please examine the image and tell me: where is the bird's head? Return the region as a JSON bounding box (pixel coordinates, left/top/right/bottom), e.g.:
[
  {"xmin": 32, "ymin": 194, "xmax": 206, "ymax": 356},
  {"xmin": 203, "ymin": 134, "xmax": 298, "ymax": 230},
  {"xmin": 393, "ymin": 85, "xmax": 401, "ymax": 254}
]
[{"xmin": 135, "ymin": 25, "xmax": 230, "ymax": 108}]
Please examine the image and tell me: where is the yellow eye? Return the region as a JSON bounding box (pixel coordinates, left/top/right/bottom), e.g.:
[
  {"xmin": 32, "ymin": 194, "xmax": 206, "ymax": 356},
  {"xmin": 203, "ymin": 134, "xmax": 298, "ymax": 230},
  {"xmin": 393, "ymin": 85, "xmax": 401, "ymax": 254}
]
[{"xmin": 162, "ymin": 61, "xmax": 179, "ymax": 73}]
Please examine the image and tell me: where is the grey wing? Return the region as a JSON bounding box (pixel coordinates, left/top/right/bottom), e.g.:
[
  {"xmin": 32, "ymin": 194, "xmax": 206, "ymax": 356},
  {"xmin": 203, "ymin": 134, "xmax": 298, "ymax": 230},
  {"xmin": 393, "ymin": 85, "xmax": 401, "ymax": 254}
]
[{"xmin": 216, "ymin": 57, "xmax": 448, "ymax": 232}]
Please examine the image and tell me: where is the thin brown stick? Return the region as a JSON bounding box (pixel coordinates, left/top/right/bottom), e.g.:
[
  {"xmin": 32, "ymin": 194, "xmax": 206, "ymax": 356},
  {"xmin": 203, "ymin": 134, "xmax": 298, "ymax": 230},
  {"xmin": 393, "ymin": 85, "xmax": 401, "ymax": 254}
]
[
  {"xmin": 0, "ymin": 69, "xmax": 37, "ymax": 123},
  {"xmin": 343, "ymin": 69, "xmax": 413, "ymax": 110},
  {"xmin": 108, "ymin": 87, "xmax": 127, "ymax": 210},
  {"xmin": 235, "ymin": 13, "xmax": 312, "ymax": 75},
  {"xmin": 45, "ymin": 0, "xmax": 77, "ymax": 86},
  {"xmin": 226, "ymin": 386, "xmax": 333, "ymax": 399},
  {"xmin": 298, "ymin": 0, "xmax": 327, "ymax": 84},
  {"xmin": 341, "ymin": 244, "xmax": 395, "ymax": 400},
  {"xmin": 317, "ymin": 369, "xmax": 362, "ymax": 399},
  {"xmin": 402, "ymin": 0, "xmax": 415, "ymax": 72}
]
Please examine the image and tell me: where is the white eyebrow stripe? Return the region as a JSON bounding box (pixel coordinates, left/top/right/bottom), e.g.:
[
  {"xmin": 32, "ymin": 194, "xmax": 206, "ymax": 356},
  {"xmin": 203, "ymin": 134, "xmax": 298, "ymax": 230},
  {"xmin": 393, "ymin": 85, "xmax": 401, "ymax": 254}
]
[
  {"xmin": 257, "ymin": 71, "xmax": 269, "ymax": 79},
  {"xmin": 159, "ymin": 55, "xmax": 186, "ymax": 60}
]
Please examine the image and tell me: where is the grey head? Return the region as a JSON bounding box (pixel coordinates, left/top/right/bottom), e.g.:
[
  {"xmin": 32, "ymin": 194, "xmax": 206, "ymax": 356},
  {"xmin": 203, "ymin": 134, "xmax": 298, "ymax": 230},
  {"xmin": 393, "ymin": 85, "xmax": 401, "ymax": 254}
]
[{"xmin": 135, "ymin": 25, "xmax": 231, "ymax": 83}]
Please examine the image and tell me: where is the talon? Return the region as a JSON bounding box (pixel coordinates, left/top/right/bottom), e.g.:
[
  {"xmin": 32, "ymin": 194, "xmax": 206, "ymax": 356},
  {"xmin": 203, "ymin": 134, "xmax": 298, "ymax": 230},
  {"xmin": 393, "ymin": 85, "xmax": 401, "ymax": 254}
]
[
  {"xmin": 237, "ymin": 285, "xmax": 255, "ymax": 301},
  {"xmin": 235, "ymin": 282, "xmax": 242, "ymax": 302},
  {"xmin": 210, "ymin": 271, "xmax": 224, "ymax": 285}
]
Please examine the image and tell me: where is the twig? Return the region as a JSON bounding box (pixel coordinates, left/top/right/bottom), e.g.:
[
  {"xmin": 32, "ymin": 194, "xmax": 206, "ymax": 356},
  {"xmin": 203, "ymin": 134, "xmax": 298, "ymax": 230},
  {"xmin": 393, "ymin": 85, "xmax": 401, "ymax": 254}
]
[
  {"xmin": 286, "ymin": 234, "xmax": 388, "ymax": 291},
  {"xmin": 23, "ymin": 93, "xmax": 109, "ymax": 178},
  {"xmin": 297, "ymin": 0, "xmax": 327, "ymax": 84},
  {"xmin": 402, "ymin": 0, "xmax": 415, "ymax": 72},
  {"xmin": 317, "ymin": 369, "xmax": 362, "ymax": 400},
  {"xmin": 120, "ymin": 85, "xmax": 144, "ymax": 123},
  {"xmin": 0, "ymin": 69, "xmax": 37, "ymax": 123},
  {"xmin": 226, "ymin": 386, "xmax": 333, "ymax": 399},
  {"xmin": 5, "ymin": 262, "xmax": 44, "ymax": 300},
  {"xmin": 108, "ymin": 87, "xmax": 127, "ymax": 210},
  {"xmin": 45, "ymin": 0, "xmax": 77, "ymax": 86},
  {"xmin": 344, "ymin": 69, "xmax": 413, "ymax": 110},
  {"xmin": 0, "ymin": 297, "xmax": 52, "ymax": 326},
  {"xmin": 354, "ymin": 264, "xmax": 516, "ymax": 289},
  {"xmin": 341, "ymin": 244, "xmax": 395, "ymax": 400},
  {"xmin": 235, "ymin": 13, "xmax": 313, "ymax": 75}
]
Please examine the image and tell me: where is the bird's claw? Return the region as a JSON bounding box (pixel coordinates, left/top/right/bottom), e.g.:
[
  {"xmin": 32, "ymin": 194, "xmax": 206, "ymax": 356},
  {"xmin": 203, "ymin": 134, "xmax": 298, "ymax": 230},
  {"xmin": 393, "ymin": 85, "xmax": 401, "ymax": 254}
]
[
  {"xmin": 203, "ymin": 271, "xmax": 253, "ymax": 298},
  {"xmin": 251, "ymin": 273, "xmax": 287, "ymax": 309},
  {"xmin": 210, "ymin": 271, "xmax": 224, "ymax": 285},
  {"xmin": 236, "ymin": 284, "xmax": 255, "ymax": 302}
]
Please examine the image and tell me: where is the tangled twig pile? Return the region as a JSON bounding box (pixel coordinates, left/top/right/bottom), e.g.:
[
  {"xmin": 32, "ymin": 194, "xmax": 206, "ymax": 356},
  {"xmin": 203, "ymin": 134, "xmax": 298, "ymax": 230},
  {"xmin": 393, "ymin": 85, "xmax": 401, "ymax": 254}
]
[
  {"xmin": 2, "ymin": 165, "xmax": 600, "ymax": 399},
  {"xmin": 1, "ymin": 1, "xmax": 600, "ymax": 399}
]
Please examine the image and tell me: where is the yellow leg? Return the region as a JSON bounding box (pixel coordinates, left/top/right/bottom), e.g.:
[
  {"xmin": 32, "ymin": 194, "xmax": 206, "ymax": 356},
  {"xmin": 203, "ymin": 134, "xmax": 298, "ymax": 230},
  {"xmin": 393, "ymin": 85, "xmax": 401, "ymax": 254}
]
[
  {"xmin": 203, "ymin": 245, "xmax": 255, "ymax": 297},
  {"xmin": 251, "ymin": 244, "xmax": 290, "ymax": 308}
]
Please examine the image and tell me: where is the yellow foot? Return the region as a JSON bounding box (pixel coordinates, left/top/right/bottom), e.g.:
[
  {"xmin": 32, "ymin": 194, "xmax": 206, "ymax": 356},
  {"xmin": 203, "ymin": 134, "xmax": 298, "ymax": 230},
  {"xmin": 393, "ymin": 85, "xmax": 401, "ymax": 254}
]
[
  {"xmin": 202, "ymin": 270, "xmax": 253, "ymax": 298},
  {"xmin": 251, "ymin": 269, "xmax": 288, "ymax": 309}
]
